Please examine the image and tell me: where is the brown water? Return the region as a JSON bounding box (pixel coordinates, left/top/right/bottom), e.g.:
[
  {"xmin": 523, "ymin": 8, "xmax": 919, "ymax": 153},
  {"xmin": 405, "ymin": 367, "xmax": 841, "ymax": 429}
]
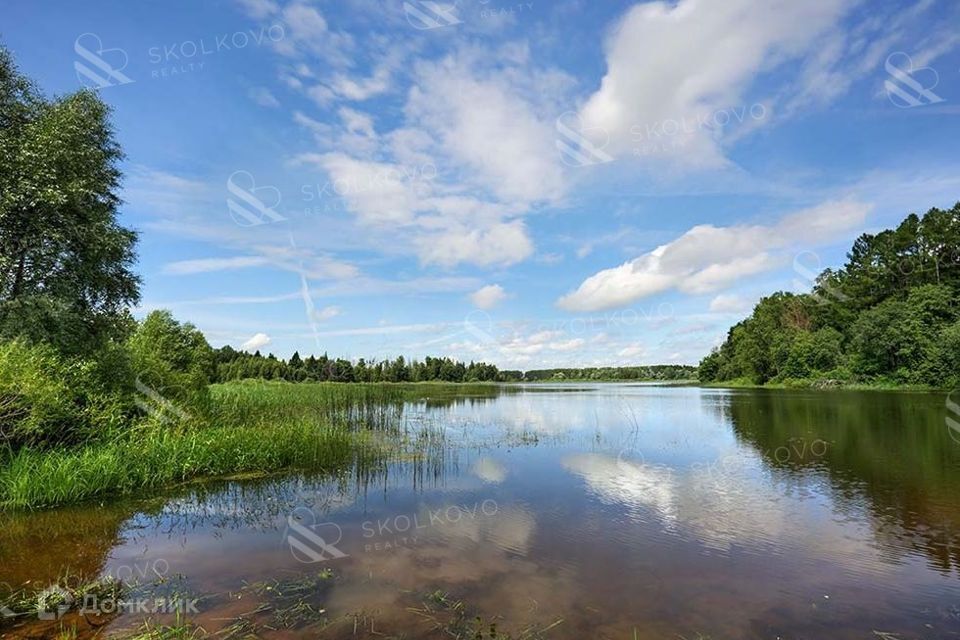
[{"xmin": 2, "ymin": 384, "xmax": 960, "ymax": 639}]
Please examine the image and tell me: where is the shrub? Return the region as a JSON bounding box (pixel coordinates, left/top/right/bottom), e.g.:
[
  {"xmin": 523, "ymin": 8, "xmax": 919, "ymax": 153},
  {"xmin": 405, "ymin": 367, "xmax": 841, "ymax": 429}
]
[
  {"xmin": 126, "ymin": 311, "xmax": 213, "ymax": 418},
  {"xmin": 0, "ymin": 341, "xmax": 131, "ymax": 448}
]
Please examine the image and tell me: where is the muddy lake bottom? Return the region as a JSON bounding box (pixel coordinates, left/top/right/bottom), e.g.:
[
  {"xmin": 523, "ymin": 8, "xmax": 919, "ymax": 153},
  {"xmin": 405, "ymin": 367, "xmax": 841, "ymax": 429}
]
[{"xmin": 2, "ymin": 384, "xmax": 960, "ymax": 639}]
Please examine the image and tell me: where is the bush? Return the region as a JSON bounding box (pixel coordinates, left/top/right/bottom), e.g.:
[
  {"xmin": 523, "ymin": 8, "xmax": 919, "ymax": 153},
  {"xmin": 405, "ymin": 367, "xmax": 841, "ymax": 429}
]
[
  {"xmin": 0, "ymin": 341, "xmax": 131, "ymax": 448},
  {"xmin": 126, "ymin": 311, "xmax": 213, "ymax": 418}
]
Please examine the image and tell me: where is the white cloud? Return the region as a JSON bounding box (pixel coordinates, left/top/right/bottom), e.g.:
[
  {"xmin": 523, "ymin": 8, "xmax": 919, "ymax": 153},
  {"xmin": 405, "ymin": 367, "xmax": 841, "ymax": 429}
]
[
  {"xmin": 470, "ymin": 284, "xmax": 507, "ymax": 310},
  {"xmin": 289, "ymin": 46, "xmax": 572, "ymax": 268},
  {"xmin": 241, "ymin": 332, "xmax": 272, "ymax": 351},
  {"xmin": 617, "ymin": 344, "xmax": 646, "ymax": 359},
  {"xmin": 709, "ymin": 294, "xmax": 754, "ymax": 314},
  {"xmin": 472, "ymin": 458, "xmax": 507, "ymax": 483},
  {"xmin": 268, "ymin": 3, "xmax": 354, "ymax": 65},
  {"xmin": 329, "ymin": 65, "xmax": 392, "ymax": 101},
  {"xmin": 163, "ymin": 256, "xmax": 270, "ymax": 275},
  {"xmin": 557, "ymin": 199, "xmax": 870, "ymax": 312},
  {"xmin": 338, "ymin": 107, "xmax": 375, "ymax": 138},
  {"xmin": 416, "ymin": 221, "xmax": 534, "ymax": 268},
  {"xmin": 549, "ymin": 338, "xmax": 586, "ymax": 352},
  {"xmin": 578, "ymin": 0, "xmax": 854, "ymax": 166},
  {"xmin": 406, "ymin": 50, "xmax": 566, "ymax": 204},
  {"xmin": 235, "ymin": 0, "xmax": 278, "ymax": 19},
  {"xmin": 248, "ymin": 86, "xmax": 280, "ymax": 108},
  {"xmin": 311, "ymin": 305, "xmax": 341, "ymax": 322}
]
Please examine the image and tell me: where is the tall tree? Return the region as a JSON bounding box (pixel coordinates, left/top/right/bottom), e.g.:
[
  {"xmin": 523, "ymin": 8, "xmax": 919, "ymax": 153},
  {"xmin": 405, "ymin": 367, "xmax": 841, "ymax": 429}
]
[{"xmin": 0, "ymin": 46, "xmax": 139, "ymax": 355}]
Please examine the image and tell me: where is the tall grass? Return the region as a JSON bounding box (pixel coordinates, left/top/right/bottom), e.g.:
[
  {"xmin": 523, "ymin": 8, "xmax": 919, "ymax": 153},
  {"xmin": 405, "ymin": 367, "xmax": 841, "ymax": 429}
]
[
  {"xmin": 0, "ymin": 382, "xmax": 409, "ymax": 510},
  {"xmin": 0, "ymin": 380, "xmax": 509, "ymax": 510},
  {"xmin": 0, "ymin": 419, "xmax": 384, "ymax": 510}
]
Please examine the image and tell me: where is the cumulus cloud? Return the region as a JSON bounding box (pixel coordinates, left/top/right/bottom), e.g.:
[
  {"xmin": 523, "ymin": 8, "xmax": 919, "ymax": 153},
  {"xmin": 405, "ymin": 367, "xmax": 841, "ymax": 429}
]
[
  {"xmin": 291, "ymin": 47, "xmax": 571, "ymax": 267},
  {"xmin": 470, "ymin": 284, "xmax": 507, "ymax": 310},
  {"xmin": 241, "ymin": 332, "xmax": 271, "ymax": 351},
  {"xmin": 557, "ymin": 199, "xmax": 870, "ymax": 312},
  {"xmin": 577, "ymin": 0, "xmax": 854, "ymax": 166}
]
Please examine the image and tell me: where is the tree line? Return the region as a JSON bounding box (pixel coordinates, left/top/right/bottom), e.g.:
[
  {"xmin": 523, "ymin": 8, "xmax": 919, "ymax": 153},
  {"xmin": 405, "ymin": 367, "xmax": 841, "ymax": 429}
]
[
  {"xmin": 212, "ymin": 349, "xmax": 507, "ymax": 383},
  {"xmin": 699, "ymin": 204, "xmax": 960, "ymax": 387},
  {"xmin": 209, "ymin": 348, "xmax": 696, "ymax": 384}
]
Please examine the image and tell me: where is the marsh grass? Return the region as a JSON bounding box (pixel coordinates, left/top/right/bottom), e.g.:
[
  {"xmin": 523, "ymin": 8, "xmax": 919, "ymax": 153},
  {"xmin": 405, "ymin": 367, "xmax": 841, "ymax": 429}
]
[
  {"xmin": 0, "ymin": 574, "xmax": 125, "ymax": 625},
  {"xmin": 406, "ymin": 589, "xmax": 564, "ymax": 639},
  {"xmin": 0, "ymin": 382, "xmax": 425, "ymax": 510},
  {"xmin": 0, "ymin": 381, "xmax": 507, "ymax": 510}
]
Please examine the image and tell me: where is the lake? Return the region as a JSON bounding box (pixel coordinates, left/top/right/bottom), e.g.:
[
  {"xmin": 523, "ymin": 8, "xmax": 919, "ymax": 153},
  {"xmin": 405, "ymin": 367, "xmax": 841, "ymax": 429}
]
[{"xmin": 2, "ymin": 384, "xmax": 959, "ymax": 639}]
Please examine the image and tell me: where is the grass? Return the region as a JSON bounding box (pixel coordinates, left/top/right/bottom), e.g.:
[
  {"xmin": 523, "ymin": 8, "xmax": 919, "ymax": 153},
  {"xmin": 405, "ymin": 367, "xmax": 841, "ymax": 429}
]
[
  {"xmin": 0, "ymin": 381, "xmax": 440, "ymax": 510},
  {"xmin": 0, "ymin": 574, "xmax": 125, "ymax": 624},
  {"xmin": 407, "ymin": 589, "xmax": 564, "ymax": 639}
]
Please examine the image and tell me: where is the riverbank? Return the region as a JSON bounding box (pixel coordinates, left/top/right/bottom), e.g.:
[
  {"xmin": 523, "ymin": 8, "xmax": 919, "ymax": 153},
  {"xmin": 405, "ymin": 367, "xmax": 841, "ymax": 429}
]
[
  {"xmin": 0, "ymin": 381, "xmax": 500, "ymax": 511},
  {"xmin": 702, "ymin": 377, "xmax": 946, "ymax": 392}
]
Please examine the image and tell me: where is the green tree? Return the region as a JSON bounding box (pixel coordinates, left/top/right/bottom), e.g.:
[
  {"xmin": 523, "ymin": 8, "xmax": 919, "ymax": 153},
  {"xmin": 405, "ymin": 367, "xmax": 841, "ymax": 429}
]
[
  {"xmin": 127, "ymin": 311, "xmax": 213, "ymax": 415},
  {"xmin": 0, "ymin": 47, "xmax": 140, "ymax": 355}
]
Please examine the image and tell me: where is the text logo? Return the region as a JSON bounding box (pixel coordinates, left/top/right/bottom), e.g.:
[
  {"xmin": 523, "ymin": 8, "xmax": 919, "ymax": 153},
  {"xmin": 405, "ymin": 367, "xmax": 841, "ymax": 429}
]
[
  {"xmin": 285, "ymin": 507, "xmax": 349, "ymax": 563},
  {"xmin": 226, "ymin": 170, "xmax": 285, "ymax": 227},
  {"xmin": 884, "ymin": 52, "xmax": 945, "ymax": 108},
  {"xmin": 793, "ymin": 251, "xmax": 848, "ymax": 305},
  {"xmin": 404, "ymin": 1, "xmax": 462, "ymax": 30},
  {"xmin": 36, "ymin": 586, "xmax": 73, "ymax": 621},
  {"xmin": 74, "ymin": 33, "xmax": 134, "ymax": 89},
  {"xmin": 556, "ymin": 112, "xmax": 613, "ymax": 167},
  {"xmin": 135, "ymin": 378, "xmax": 191, "ymax": 424}
]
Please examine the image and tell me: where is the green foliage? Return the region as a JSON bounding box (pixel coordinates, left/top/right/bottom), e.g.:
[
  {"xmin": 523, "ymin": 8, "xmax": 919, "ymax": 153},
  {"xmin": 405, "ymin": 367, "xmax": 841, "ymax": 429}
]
[
  {"xmin": 520, "ymin": 365, "xmax": 697, "ymax": 381},
  {"xmin": 700, "ymin": 204, "xmax": 960, "ymax": 387},
  {"xmin": 0, "ymin": 340, "xmax": 131, "ymax": 448},
  {"xmin": 0, "ymin": 46, "xmax": 140, "ymax": 356},
  {"xmin": 127, "ymin": 311, "xmax": 213, "ymax": 415},
  {"xmin": 213, "ymin": 348, "xmax": 695, "ymax": 384}
]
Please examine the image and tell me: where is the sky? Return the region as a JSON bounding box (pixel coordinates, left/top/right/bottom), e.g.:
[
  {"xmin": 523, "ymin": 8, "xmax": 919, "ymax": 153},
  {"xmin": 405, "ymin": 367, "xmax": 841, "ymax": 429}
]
[{"xmin": 3, "ymin": 0, "xmax": 960, "ymax": 369}]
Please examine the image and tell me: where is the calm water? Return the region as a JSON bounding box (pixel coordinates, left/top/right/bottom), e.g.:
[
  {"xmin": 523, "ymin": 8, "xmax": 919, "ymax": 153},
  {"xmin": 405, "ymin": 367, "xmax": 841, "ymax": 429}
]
[{"xmin": 2, "ymin": 384, "xmax": 960, "ymax": 639}]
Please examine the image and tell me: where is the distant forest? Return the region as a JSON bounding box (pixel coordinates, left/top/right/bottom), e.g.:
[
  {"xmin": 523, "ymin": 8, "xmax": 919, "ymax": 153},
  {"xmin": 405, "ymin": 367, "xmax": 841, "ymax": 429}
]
[
  {"xmin": 211, "ymin": 348, "xmax": 697, "ymax": 384},
  {"xmin": 699, "ymin": 204, "xmax": 960, "ymax": 387}
]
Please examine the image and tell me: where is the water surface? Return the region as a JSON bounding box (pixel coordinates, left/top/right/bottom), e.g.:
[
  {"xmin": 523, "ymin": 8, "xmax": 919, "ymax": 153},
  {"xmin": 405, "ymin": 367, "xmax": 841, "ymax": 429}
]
[{"xmin": 2, "ymin": 384, "xmax": 959, "ymax": 639}]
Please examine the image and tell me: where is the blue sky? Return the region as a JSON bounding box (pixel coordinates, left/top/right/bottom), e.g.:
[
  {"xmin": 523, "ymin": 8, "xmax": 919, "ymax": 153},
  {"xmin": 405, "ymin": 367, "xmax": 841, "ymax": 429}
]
[{"xmin": 3, "ymin": 0, "xmax": 960, "ymax": 367}]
